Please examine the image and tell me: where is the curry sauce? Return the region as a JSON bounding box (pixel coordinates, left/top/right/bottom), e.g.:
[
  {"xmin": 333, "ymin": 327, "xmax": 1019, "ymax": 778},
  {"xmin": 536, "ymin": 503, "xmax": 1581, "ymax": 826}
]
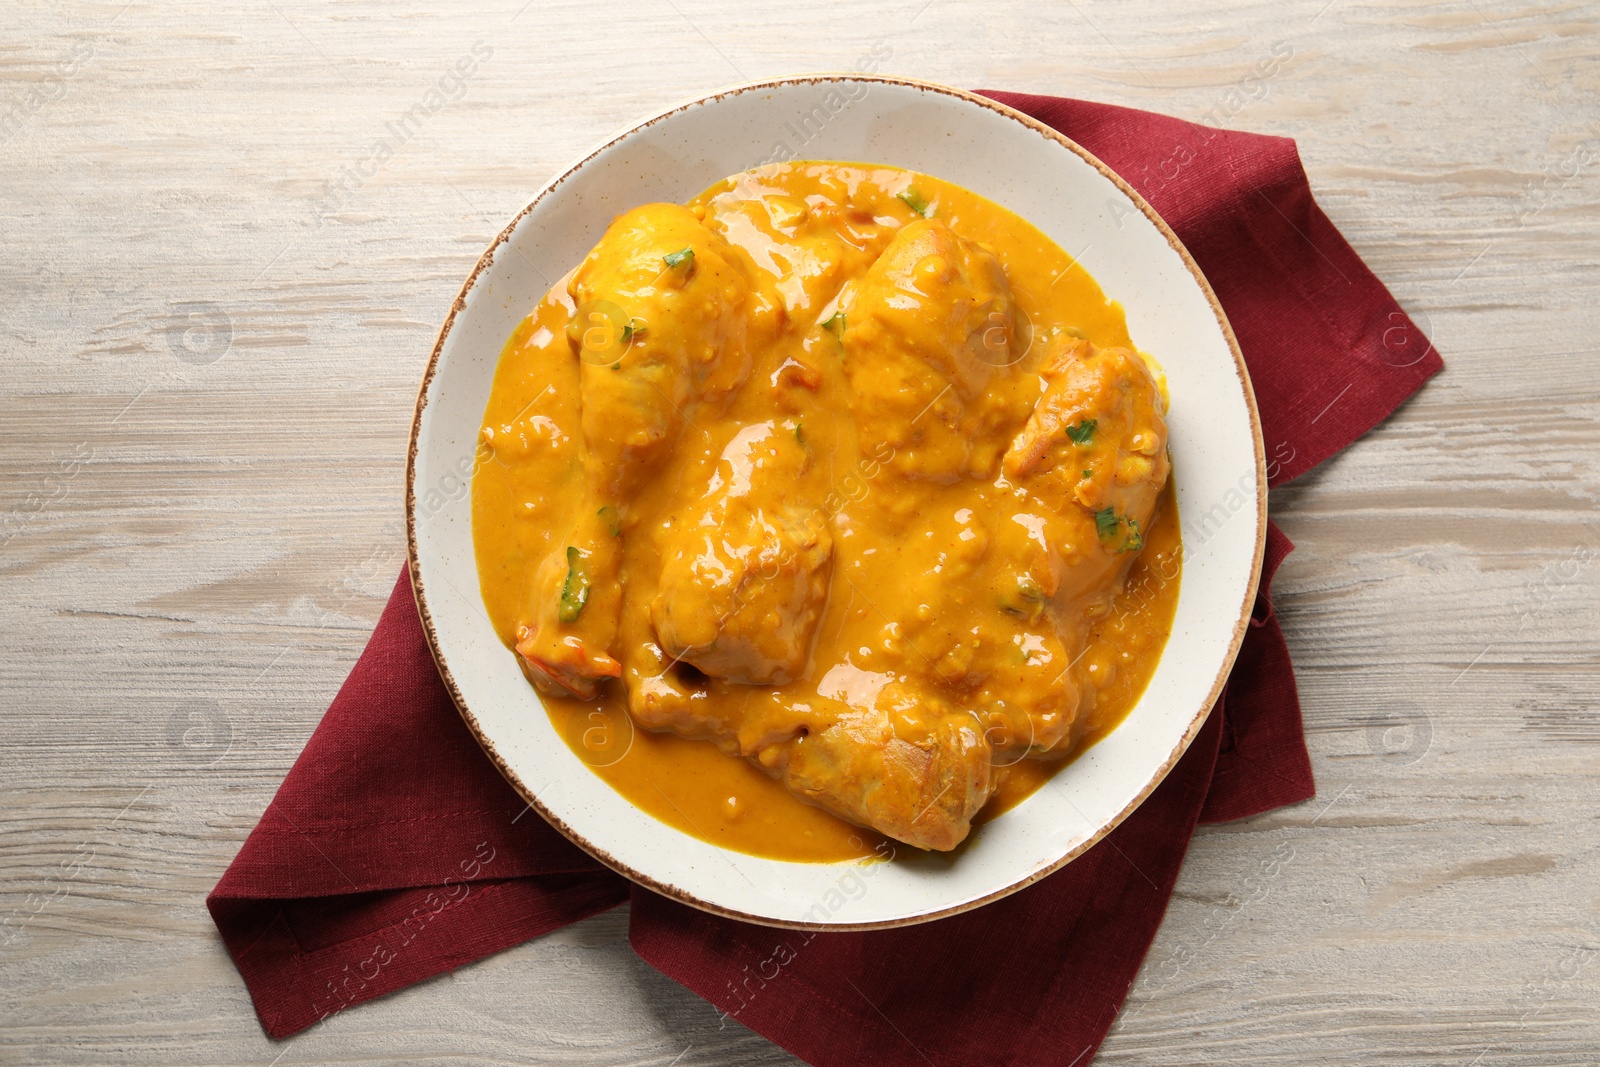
[{"xmin": 472, "ymin": 163, "xmax": 1181, "ymax": 862}]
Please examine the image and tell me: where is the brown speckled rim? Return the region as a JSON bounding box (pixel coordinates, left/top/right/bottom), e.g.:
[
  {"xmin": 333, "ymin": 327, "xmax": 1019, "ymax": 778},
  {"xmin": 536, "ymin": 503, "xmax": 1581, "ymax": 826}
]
[{"xmin": 405, "ymin": 74, "xmax": 1268, "ymax": 932}]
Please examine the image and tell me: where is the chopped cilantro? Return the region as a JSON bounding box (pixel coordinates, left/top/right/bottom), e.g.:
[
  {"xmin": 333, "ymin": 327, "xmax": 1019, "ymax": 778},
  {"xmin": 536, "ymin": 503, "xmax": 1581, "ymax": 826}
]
[
  {"xmin": 1001, "ymin": 574, "xmax": 1048, "ymax": 622},
  {"xmin": 1095, "ymin": 508, "xmax": 1144, "ymax": 553},
  {"xmin": 1095, "ymin": 507, "xmax": 1120, "ymax": 541},
  {"xmin": 663, "ymin": 247, "xmax": 694, "ymax": 269},
  {"xmin": 620, "ymin": 319, "xmax": 647, "ymax": 343},
  {"xmin": 1066, "ymin": 419, "xmax": 1096, "ymax": 445},
  {"xmin": 558, "ymin": 546, "xmax": 590, "ymax": 622},
  {"xmin": 897, "ymin": 188, "xmax": 931, "ymax": 216},
  {"xmin": 1082, "ymin": 469, "xmax": 1094, "ymax": 478},
  {"xmin": 597, "ymin": 505, "xmax": 621, "ymax": 538},
  {"xmin": 821, "ymin": 311, "xmax": 846, "ymax": 337}
]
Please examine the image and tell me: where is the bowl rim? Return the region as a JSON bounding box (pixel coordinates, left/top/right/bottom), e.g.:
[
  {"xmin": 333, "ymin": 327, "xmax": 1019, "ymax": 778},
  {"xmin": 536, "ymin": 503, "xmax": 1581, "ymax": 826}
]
[{"xmin": 405, "ymin": 73, "xmax": 1268, "ymax": 930}]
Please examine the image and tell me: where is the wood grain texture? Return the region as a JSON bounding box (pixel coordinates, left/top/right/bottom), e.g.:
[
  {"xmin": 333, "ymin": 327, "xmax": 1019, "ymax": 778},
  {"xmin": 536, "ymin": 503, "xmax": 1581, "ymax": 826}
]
[{"xmin": 2, "ymin": 0, "xmax": 1597, "ymax": 1063}]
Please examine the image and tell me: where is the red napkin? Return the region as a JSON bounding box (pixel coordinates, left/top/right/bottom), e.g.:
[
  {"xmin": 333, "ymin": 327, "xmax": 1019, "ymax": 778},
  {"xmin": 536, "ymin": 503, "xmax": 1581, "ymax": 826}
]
[{"xmin": 209, "ymin": 92, "xmax": 1442, "ymax": 1061}]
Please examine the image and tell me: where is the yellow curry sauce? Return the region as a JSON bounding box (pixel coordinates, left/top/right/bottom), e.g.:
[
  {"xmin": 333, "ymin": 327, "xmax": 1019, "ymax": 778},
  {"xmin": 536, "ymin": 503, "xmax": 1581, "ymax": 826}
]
[{"xmin": 472, "ymin": 162, "xmax": 1181, "ymax": 863}]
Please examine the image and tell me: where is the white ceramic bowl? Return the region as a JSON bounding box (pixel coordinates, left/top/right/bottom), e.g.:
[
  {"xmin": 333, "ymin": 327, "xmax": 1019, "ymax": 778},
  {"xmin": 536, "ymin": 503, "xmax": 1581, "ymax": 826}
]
[{"xmin": 407, "ymin": 75, "xmax": 1265, "ymax": 930}]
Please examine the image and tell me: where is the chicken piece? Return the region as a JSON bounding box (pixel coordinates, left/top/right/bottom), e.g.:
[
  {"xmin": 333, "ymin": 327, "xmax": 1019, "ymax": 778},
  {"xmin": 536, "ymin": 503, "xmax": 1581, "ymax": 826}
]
[
  {"xmin": 999, "ymin": 336, "xmax": 1170, "ymax": 609},
  {"xmin": 840, "ymin": 217, "xmax": 1037, "ymax": 483},
  {"xmin": 698, "ymin": 183, "xmax": 892, "ymax": 322},
  {"xmin": 651, "ymin": 422, "xmax": 833, "ymax": 686},
  {"xmin": 573, "ymin": 203, "xmax": 757, "ymax": 493},
  {"xmin": 516, "ymin": 204, "xmax": 754, "ymax": 699},
  {"xmin": 762, "ymin": 682, "xmax": 992, "ymax": 852},
  {"xmin": 879, "ymin": 337, "xmax": 1169, "ymax": 762},
  {"xmin": 616, "ymin": 611, "xmax": 733, "ymax": 747},
  {"xmin": 515, "ymin": 505, "xmax": 626, "ymax": 698},
  {"xmin": 895, "ymin": 592, "xmax": 1086, "ymax": 762}
]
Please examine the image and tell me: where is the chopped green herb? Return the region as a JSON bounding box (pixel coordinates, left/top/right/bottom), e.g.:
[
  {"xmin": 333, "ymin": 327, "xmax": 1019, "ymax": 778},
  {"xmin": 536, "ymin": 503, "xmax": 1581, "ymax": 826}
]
[
  {"xmin": 663, "ymin": 247, "xmax": 694, "ymax": 270},
  {"xmin": 999, "ymin": 599, "xmax": 1041, "ymax": 623},
  {"xmin": 609, "ymin": 362, "xmax": 620, "ymax": 370},
  {"xmin": 1001, "ymin": 575, "xmax": 1048, "ymax": 622},
  {"xmin": 597, "ymin": 505, "xmax": 621, "ymax": 538},
  {"xmin": 793, "ymin": 421, "xmax": 805, "ymax": 446},
  {"xmin": 1095, "ymin": 508, "xmax": 1144, "ymax": 553},
  {"xmin": 1082, "ymin": 469, "xmax": 1094, "ymax": 478},
  {"xmin": 1095, "ymin": 507, "xmax": 1121, "ymax": 541},
  {"xmin": 821, "ymin": 311, "xmax": 846, "ymax": 337},
  {"xmin": 1066, "ymin": 419, "xmax": 1097, "ymax": 445},
  {"xmin": 620, "ymin": 319, "xmax": 647, "ymax": 343},
  {"xmin": 897, "ymin": 188, "xmax": 931, "ymax": 216},
  {"xmin": 558, "ymin": 546, "xmax": 590, "ymax": 622}
]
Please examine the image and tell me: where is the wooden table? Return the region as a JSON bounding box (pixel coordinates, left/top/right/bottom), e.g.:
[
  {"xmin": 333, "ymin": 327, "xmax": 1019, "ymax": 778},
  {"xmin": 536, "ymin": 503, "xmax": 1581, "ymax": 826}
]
[{"xmin": 4, "ymin": 1, "xmax": 1596, "ymax": 1063}]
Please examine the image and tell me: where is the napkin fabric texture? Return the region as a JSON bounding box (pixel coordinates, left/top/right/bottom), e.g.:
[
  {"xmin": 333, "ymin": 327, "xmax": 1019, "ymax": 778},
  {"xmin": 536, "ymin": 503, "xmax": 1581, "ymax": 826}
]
[{"xmin": 209, "ymin": 91, "xmax": 1442, "ymax": 1062}]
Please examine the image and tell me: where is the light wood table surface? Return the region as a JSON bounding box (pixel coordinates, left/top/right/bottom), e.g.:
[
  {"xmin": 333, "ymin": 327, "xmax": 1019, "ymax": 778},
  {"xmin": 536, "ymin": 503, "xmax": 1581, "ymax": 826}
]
[{"xmin": 3, "ymin": 1, "xmax": 1597, "ymax": 1064}]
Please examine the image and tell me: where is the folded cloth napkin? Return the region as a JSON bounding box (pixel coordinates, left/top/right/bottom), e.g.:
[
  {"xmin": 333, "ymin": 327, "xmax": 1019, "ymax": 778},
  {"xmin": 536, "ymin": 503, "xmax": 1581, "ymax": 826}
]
[{"xmin": 209, "ymin": 91, "xmax": 1442, "ymax": 1062}]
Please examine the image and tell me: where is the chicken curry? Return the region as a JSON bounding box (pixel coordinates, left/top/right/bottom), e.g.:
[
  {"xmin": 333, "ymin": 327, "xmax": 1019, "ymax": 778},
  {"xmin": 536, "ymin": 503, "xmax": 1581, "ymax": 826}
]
[{"xmin": 472, "ymin": 162, "xmax": 1180, "ymax": 862}]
